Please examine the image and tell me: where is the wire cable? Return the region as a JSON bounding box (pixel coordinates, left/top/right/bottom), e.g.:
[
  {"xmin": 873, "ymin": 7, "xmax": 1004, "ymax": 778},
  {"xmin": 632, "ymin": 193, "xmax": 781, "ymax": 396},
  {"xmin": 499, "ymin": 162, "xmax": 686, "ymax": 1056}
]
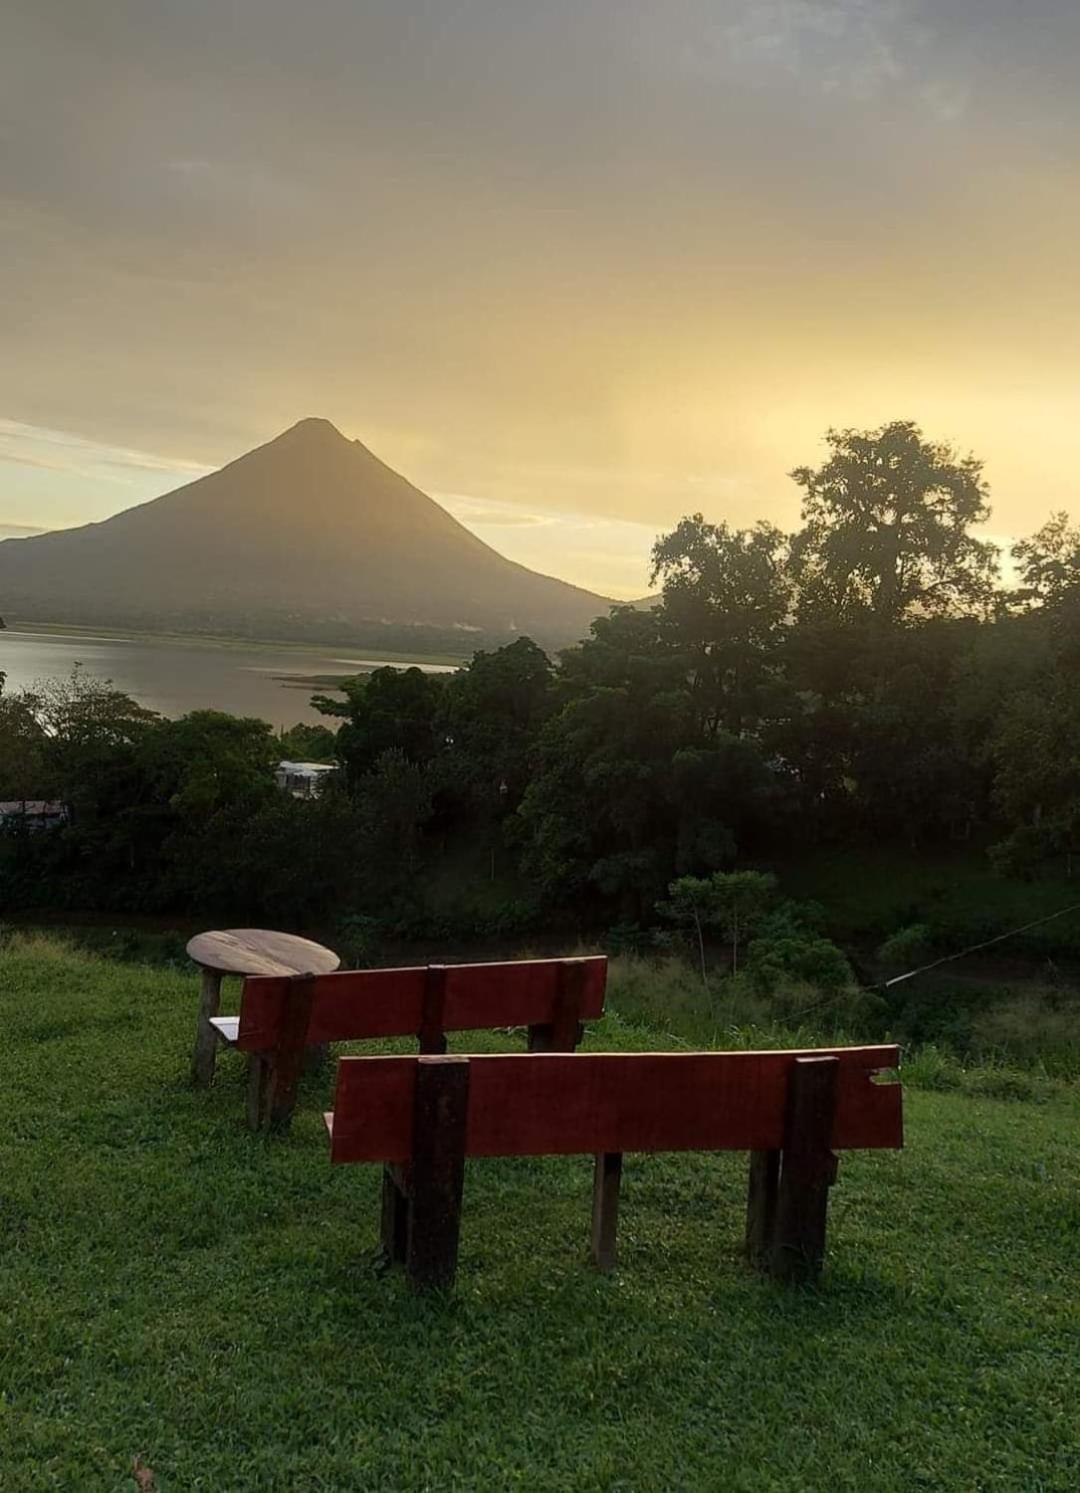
[{"xmin": 882, "ymin": 900, "xmax": 1080, "ymax": 988}]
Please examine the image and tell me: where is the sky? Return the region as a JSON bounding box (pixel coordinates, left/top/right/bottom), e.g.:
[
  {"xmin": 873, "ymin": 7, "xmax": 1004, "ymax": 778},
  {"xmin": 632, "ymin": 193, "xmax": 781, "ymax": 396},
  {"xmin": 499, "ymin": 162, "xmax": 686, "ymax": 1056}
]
[{"xmin": 3, "ymin": 1, "xmax": 1080, "ymax": 597}]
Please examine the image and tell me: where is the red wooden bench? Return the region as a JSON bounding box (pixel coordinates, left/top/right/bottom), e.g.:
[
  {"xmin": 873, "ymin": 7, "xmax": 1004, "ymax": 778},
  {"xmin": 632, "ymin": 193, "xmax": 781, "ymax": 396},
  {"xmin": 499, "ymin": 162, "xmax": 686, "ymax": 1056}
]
[
  {"xmin": 208, "ymin": 956, "xmax": 607, "ymax": 1131},
  {"xmin": 325, "ymin": 1044, "xmax": 902, "ymax": 1288}
]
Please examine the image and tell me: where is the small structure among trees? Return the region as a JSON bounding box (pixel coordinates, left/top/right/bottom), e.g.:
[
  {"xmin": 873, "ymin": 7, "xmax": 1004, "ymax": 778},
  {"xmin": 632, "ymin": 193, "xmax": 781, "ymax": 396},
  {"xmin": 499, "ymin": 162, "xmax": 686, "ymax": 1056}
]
[{"xmin": 274, "ymin": 761, "xmax": 338, "ymax": 799}]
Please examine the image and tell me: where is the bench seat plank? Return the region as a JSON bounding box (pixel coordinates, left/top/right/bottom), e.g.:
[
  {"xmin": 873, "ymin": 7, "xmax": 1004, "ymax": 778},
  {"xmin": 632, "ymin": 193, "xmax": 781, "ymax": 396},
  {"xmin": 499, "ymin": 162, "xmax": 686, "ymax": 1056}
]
[
  {"xmin": 209, "ymin": 1016, "xmax": 240, "ymax": 1045},
  {"xmin": 326, "ymin": 1046, "xmax": 902, "ymax": 1164},
  {"xmin": 234, "ymin": 956, "xmax": 607, "ymax": 1051}
]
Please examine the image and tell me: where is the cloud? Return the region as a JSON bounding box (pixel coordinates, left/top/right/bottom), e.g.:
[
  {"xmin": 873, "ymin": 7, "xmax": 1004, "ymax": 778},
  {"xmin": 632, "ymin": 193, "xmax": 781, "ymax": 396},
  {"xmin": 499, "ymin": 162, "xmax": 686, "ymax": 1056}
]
[
  {"xmin": 0, "ymin": 421, "xmax": 210, "ymax": 485},
  {"xmin": 436, "ymin": 494, "xmax": 557, "ymax": 528},
  {"xmin": 0, "ymin": 522, "xmax": 48, "ymax": 539},
  {"xmin": 2, "ymin": 0, "xmax": 1080, "ymax": 568}
]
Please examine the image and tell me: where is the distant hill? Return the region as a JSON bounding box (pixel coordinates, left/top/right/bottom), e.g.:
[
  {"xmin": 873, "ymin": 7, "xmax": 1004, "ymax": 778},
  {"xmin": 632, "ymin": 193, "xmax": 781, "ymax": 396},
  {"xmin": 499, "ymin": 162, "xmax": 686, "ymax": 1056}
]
[{"xmin": 0, "ymin": 419, "xmax": 611, "ymax": 651}]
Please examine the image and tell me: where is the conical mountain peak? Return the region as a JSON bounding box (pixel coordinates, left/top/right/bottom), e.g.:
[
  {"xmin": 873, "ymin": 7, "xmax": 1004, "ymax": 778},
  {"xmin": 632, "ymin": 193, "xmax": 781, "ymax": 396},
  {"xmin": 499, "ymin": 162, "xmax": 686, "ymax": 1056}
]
[
  {"xmin": 272, "ymin": 415, "xmax": 347, "ymax": 446},
  {"xmin": 0, "ymin": 421, "xmax": 610, "ymax": 650}
]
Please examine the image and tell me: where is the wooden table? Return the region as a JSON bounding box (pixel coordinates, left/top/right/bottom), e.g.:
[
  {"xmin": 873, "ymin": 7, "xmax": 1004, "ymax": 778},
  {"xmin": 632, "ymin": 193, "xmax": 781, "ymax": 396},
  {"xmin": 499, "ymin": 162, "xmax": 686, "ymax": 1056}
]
[{"xmin": 188, "ymin": 928, "xmax": 340, "ymax": 1086}]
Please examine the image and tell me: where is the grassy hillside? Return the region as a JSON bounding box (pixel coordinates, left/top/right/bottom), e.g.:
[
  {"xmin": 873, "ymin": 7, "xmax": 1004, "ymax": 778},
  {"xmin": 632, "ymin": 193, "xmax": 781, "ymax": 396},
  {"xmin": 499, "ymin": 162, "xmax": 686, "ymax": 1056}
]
[{"xmin": 2, "ymin": 936, "xmax": 1077, "ymax": 1490}]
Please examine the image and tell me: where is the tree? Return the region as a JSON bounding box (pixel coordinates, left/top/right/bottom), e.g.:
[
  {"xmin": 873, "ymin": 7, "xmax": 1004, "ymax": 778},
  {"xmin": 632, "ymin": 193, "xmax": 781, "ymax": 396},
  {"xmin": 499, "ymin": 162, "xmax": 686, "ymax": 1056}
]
[
  {"xmin": 789, "ymin": 421, "xmax": 999, "ymax": 626},
  {"xmin": 988, "ymin": 685, "xmax": 1080, "ymax": 875},
  {"xmin": 657, "ymin": 870, "xmax": 776, "ymax": 981},
  {"xmin": 0, "ymin": 673, "xmax": 47, "ymax": 801},
  {"xmin": 516, "ymin": 676, "xmax": 693, "ymax": 915},
  {"xmin": 1012, "ymin": 512, "xmax": 1080, "ymax": 609},
  {"xmin": 439, "ymin": 637, "xmax": 554, "ymax": 809},
  {"xmin": 316, "ymin": 667, "xmax": 444, "ymax": 785},
  {"xmin": 277, "ymin": 720, "xmax": 338, "ymax": 762},
  {"xmin": 17, "ymin": 666, "xmax": 158, "ymax": 824},
  {"xmin": 651, "ymin": 516, "xmax": 791, "ymax": 736},
  {"xmin": 352, "ymin": 748, "xmax": 435, "ymax": 910}
]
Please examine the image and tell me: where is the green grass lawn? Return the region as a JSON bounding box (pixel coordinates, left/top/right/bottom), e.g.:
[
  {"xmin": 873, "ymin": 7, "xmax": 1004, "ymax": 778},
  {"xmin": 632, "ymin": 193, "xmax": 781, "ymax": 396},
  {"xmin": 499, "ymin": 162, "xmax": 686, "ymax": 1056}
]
[{"xmin": 2, "ymin": 937, "xmax": 1077, "ymax": 1491}]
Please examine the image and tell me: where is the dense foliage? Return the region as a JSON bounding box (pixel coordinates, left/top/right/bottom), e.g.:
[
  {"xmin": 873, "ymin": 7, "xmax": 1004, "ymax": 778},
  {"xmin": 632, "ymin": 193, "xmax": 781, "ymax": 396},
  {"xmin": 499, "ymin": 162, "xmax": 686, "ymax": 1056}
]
[{"xmin": 4, "ymin": 420, "xmax": 1080, "ymax": 948}]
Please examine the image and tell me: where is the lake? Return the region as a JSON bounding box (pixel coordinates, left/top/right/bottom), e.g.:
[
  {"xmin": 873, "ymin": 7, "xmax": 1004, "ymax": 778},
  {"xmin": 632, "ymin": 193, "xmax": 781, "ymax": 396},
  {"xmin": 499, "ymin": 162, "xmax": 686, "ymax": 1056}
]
[{"xmin": 0, "ymin": 628, "xmax": 458, "ymax": 727}]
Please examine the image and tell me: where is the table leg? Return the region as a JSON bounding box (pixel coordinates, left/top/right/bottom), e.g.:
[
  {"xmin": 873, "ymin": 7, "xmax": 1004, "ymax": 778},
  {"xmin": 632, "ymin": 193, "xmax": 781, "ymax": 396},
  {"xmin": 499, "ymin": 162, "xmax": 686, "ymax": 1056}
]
[{"xmin": 191, "ymin": 968, "xmax": 223, "ymax": 1087}]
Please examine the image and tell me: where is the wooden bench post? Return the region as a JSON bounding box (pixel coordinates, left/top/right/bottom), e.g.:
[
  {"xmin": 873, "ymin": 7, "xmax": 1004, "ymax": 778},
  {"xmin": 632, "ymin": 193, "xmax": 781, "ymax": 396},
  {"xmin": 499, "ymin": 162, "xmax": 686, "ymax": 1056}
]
[
  {"xmin": 191, "ymin": 969, "xmax": 223, "ymax": 1087},
  {"xmin": 590, "ymin": 1151, "xmax": 623, "ymax": 1271},
  {"xmin": 247, "ymin": 1054, "xmax": 272, "ymax": 1131},
  {"xmin": 745, "ymin": 1148, "xmax": 781, "ymax": 1263},
  {"xmin": 528, "ymin": 958, "xmax": 587, "ymax": 1053},
  {"xmin": 380, "ymin": 1164, "xmax": 410, "ymax": 1264},
  {"xmin": 417, "ymin": 965, "xmax": 449, "ymax": 1054},
  {"xmin": 768, "ymin": 1056, "xmax": 839, "ymax": 1283},
  {"xmin": 264, "ymin": 974, "xmax": 317, "ymax": 1134},
  {"xmin": 405, "ymin": 1056, "xmax": 470, "ymax": 1290}
]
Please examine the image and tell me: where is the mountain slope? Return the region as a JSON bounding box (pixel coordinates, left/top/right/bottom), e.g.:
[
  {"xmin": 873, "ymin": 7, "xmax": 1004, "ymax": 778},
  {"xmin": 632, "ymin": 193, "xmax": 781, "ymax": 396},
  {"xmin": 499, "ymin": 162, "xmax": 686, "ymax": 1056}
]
[{"xmin": 0, "ymin": 419, "xmax": 610, "ymax": 649}]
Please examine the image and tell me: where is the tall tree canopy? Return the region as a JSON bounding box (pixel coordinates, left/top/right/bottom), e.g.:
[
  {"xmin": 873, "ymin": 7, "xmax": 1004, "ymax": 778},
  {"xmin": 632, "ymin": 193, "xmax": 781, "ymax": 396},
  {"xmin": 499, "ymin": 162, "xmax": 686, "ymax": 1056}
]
[
  {"xmin": 789, "ymin": 420, "xmax": 998, "ymax": 626},
  {"xmin": 650, "ymin": 517, "xmax": 791, "ymax": 737},
  {"xmin": 1012, "ymin": 512, "xmax": 1080, "ymax": 610}
]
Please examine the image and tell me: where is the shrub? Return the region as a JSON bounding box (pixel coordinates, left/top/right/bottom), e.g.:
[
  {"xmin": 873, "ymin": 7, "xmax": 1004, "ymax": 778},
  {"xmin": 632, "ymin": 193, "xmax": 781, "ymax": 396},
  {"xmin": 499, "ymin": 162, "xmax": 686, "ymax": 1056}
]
[
  {"xmin": 745, "ymin": 933, "xmax": 853, "ymax": 997},
  {"xmin": 877, "ymin": 922, "xmax": 934, "ymax": 972},
  {"xmin": 900, "ymin": 1044, "xmax": 964, "ymax": 1092},
  {"xmin": 336, "ymin": 912, "xmax": 384, "ymax": 967}
]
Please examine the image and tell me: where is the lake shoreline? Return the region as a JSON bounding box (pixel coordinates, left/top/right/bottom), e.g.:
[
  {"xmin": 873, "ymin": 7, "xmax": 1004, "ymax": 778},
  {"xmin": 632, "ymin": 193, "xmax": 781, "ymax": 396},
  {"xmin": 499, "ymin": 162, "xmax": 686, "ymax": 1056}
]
[
  {"xmin": 1, "ymin": 625, "xmax": 460, "ymax": 726},
  {"xmin": 2, "ymin": 619, "xmax": 466, "ymax": 667}
]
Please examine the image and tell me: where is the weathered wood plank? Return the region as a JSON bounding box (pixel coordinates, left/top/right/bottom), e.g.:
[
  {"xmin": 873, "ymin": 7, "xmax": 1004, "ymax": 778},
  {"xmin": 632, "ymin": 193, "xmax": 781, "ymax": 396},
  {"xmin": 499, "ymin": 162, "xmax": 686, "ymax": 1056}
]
[
  {"xmin": 327, "ymin": 1046, "xmax": 901, "ymax": 1164},
  {"xmin": 187, "ymin": 928, "xmax": 340, "ymax": 979},
  {"xmin": 405, "ymin": 1057, "xmax": 470, "ymax": 1290}
]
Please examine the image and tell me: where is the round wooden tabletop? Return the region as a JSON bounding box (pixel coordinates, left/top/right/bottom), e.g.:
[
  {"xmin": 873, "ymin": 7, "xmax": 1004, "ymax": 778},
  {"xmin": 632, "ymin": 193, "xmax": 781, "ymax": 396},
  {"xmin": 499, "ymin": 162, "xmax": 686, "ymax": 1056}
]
[{"xmin": 186, "ymin": 928, "xmax": 341, "ymax": 979}]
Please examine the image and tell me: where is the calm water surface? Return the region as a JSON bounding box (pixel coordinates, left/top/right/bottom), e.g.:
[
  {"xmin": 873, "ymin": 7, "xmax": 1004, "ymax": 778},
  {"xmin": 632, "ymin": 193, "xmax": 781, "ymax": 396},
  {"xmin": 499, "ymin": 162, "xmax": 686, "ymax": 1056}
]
[{"xmin": 0, "ymin": 629, "xmax": 457, "ymax": 727}]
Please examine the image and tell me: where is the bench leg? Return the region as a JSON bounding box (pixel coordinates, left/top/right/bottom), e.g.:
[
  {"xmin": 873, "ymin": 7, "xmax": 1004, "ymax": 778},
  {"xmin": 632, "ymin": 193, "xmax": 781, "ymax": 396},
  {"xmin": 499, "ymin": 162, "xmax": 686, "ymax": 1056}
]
[
  {"xmin": 526, "ymin": 1022, "xmax": 551, "ymax": 1052},
  {"xmin": 303, "ymin": 1042, "xmax": 331, "ymax": 1075},
  {"xmin": 246, "ymin": 1054, "xmax": 272, "ymax": 1131},
  {"xmin": 266, "ymin": 978, "xmax": 318, "ymax": 1135},
  {"xmin": 745, "ymin": 1149, "xmax": 781, "ymax": 1263},
  {"xmin": 591, "ymin": 1151, "xmax": 622, "ymax": 1272},
  {"xmin": 191, "ymin": 969, "xmax": 223, "ymax": 1087},
  {"xmin": 529, "ymin": 959, "xmax": 588, "ymax": 1053},
  {"xmin": 405, "ymin": 1057, "xmax": 470, "ymax": 1291},
  {"xmin": 380, "ymin": 1165, "xmax": 409, "ymax": 1264},
  {"xmin": 526, "ymin": 1020, "xmax": 584, "ymax": 1053},
  {"xmin": 767, "ymin": 1056, "xmax": 839, "ymax": 1284}
]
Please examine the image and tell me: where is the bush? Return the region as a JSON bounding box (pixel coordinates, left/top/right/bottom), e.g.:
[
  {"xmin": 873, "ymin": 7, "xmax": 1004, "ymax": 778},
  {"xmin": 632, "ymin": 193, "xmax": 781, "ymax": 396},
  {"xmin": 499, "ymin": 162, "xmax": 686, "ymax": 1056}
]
[
  {"xmin": 877, "ymin": 923, "xmax": 934, "ymax": 972},
  {"xmin": 606, "ymin": 923, "xmax": 675, "ymax": 957},
  {"xmin": 336, "ymin": 912, "xmax": 384, "ymax": 967},
  {"xmin": 900, "ymin": 1044, "xmax": 964, "ymax": 1092},
  {"xmin": 745, "ymin": 933, "xmax": 853, "ymax": 997}
]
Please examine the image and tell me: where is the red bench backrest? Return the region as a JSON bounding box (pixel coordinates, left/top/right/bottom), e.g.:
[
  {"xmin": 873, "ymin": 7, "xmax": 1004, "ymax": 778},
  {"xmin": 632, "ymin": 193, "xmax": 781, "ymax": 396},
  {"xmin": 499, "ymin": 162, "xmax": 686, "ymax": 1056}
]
[
  {"xmin": 326, "ymin": 1045, "xmax": 902, "ymax": 1162},
  {"xmin": 235, "ymin": 955, "xmax": 607, "ymax": 1051}
]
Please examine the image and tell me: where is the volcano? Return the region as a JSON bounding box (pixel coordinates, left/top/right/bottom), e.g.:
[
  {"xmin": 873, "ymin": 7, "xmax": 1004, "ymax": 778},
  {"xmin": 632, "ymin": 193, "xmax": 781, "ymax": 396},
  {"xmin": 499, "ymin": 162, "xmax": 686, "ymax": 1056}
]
[{"xmin": 0, "ymin": 418, "xmax": 611, "ymax": 650}]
